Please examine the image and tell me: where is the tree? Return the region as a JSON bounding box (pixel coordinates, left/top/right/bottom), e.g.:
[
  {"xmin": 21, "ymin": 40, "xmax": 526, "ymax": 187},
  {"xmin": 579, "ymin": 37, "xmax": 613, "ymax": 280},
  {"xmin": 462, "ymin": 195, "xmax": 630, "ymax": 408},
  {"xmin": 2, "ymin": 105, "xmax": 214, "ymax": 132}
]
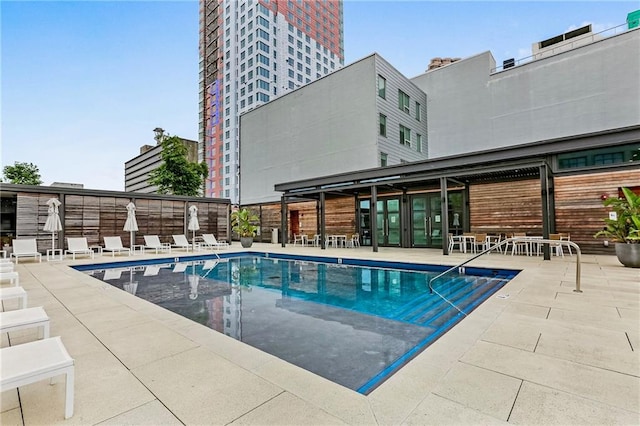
[
  {"xmin": 2, "ymin": 162, "xmax": 43, "ymax": 185},
  {"xmin": 148, "ymin": 135, "xmax": 208, "ymax": 196}
]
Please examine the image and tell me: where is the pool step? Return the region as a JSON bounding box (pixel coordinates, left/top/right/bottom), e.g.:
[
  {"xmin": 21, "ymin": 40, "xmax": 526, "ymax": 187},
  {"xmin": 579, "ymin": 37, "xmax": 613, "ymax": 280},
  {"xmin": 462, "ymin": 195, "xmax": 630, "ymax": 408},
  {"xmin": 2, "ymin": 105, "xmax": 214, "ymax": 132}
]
[
  {"xmin": 423, "ymin": 277, "xmax": 509, "ymax": 329},
  {"xmin": 392, "ymin": 276, "xmax": 509, "ymax": 328},
  {"xmin": 391, "ymin": 276, "xmax": 471, "ymax": 323}
]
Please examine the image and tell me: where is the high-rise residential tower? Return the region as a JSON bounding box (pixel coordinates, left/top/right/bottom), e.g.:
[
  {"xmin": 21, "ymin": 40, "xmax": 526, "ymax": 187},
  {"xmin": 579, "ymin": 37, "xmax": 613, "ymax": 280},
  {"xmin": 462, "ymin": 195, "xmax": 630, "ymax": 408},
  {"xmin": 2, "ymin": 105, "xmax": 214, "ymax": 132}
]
[{"xmin": 199, "ymin": 0, "xmax": 344, "ymax": 202}]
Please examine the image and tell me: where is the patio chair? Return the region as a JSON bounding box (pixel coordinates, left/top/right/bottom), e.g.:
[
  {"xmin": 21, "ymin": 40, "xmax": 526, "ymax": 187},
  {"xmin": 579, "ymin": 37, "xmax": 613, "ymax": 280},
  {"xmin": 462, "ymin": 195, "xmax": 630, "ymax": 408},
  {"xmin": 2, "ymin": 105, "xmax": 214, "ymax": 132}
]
[
  {"xmin": 0, "ymin": 336, "xmax": 75, "ymax": 419},
  {"xmin": 0, "ymin": 271, "xmax": 19, "ymax": 286},
  {"xmin": 0, "ymin": 286, "xmax": 28, "ymax": 309},
  {"xmin": 172, "ymin": 235, "xmax": 193, "ymax": 252},
  {"xmin": 143, "ymin": 235, "xmax": 172, "ymax": 254},
  {"xmin": 0, "ymin": 306, "xmax": 50, "ymax": 340},
  {"xmin": 0, "ymin": 263, "xmax": 14, "ymax": 272},
  {"xmin": 11, "ymin": 239, "xmax": 42, "ymax": 264},
  {"xmin": 102, "ymin": 237, "xmax": 131, "ymax": 257},
  {"xmin": 292, "ymin": 234, "xmax": 304, "ymax": 246},
  {"xmin": 510, "ymin": 233, "xmax": 529, "ymax": 256},
  {"xmin": 549, "ymin": 234, "xmax": 565, "ymax": 257},
  {"xmin": 65, "ymin": 237, "xmax": 95, "ymax": 260},
  {"xmin": 474, "ymin": 233, "xmax": 489, "ymax": 253},
  {"xmin": 201, "ymin": 234, "xmax": 229, "ymax": 250}
]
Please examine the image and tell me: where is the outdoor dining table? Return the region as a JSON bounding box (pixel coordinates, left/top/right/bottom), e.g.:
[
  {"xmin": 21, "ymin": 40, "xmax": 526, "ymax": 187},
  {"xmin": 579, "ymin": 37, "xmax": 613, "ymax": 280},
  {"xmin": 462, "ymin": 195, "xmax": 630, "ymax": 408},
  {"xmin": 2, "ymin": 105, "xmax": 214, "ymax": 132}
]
[
  {"xmin": 326, "ymin": 235, "xmax": 348, "ymax": 248},
  {"xmin": 459, "ymin": 234, "xmax": 476, "ymax": 253}
]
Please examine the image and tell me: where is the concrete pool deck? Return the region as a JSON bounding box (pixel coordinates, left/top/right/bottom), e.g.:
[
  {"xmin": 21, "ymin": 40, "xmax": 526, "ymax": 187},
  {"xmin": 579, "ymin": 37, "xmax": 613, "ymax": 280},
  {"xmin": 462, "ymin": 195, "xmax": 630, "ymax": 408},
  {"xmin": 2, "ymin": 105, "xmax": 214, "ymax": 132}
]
[{"xmin": 1, "ymin": 243, "xmax": 638, "ymax": 425}]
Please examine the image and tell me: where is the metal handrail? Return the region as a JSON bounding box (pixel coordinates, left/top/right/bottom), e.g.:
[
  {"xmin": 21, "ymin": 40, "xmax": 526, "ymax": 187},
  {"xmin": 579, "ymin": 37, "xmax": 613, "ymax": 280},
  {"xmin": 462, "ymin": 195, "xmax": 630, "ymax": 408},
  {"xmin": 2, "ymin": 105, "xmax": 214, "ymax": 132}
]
[{"xmin": 428, "ymin": 238, "xmax": 583, "ymax": 300}]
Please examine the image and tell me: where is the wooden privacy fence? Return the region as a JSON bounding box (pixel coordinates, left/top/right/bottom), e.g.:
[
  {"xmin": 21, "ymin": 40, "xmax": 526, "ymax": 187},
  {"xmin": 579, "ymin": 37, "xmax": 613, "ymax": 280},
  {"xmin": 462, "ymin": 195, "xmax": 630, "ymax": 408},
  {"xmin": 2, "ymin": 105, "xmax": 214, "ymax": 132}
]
[{"xmin": 10, "ymin": 190, "xmax": 230, "ymax": 252}]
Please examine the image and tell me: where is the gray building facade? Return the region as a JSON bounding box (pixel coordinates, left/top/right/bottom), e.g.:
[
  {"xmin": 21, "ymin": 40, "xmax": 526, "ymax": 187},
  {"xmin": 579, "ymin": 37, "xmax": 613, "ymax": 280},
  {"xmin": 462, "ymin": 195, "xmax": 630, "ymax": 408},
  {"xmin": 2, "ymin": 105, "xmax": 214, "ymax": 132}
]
[
  {"xmin": 125, "ymin": 138, "xmax": 199, "ymax": 194},
  {"xmin": 240, "ymin": 54, "xmax": 428, "ymax": 204},
  {"xmin": 410, "ymin": 27, "xmax": 639, "ymax": 158}
]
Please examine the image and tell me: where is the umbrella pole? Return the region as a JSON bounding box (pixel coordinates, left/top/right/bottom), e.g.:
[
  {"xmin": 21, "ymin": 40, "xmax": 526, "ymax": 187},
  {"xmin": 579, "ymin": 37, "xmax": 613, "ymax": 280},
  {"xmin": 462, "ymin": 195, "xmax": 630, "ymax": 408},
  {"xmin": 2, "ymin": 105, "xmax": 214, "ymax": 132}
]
[
  {"xmin": 130, "ymin": 231, "xmax": 134, "ymax": 248},
  {"xmin": 52, "ymin": 232, "xmax": 55, "ymax": 250}
]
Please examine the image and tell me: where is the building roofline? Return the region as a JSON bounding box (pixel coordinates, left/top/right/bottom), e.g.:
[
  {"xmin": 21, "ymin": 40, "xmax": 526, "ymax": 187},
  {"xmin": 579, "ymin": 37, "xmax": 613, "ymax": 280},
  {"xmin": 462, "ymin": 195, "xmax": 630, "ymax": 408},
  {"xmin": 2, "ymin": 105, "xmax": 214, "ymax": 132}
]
[{"xmin": 0, "ymin": 183, "xmax": 231, "ymax": 204}]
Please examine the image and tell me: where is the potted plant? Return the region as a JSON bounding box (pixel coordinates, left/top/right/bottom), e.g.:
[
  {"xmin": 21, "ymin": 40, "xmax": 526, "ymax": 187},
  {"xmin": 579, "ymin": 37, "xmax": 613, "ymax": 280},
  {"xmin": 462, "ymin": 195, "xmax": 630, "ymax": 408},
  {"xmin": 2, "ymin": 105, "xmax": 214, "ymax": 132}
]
[
  {"xmin": 231, "ymin": 208, "xmax": 260, "ymax": 248},
  {"xmin": 594, "ymin": 187, "xmax": 640, "ymax": 268}
]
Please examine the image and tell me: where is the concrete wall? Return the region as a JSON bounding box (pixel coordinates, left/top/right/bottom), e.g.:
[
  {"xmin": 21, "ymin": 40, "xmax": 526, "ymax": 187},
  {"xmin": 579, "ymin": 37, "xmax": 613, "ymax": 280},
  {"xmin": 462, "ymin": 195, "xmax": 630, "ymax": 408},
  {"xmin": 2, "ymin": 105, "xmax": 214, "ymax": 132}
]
[
  {"xmin": 411, "ymin": 29, "xmax": 640, "ymax": 158},
  {"xmin": 240, "ymin": 56, "xmax": 379, "ymax": 205}
]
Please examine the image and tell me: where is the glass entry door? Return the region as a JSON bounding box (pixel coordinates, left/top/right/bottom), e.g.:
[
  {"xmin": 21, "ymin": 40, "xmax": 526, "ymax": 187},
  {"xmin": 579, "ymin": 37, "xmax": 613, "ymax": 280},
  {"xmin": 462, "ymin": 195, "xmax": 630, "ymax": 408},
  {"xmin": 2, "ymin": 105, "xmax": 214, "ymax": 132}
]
[
  {"xmin": 410, "ymin": 194, "xmax": 443, "ymax": 248},
  {"xmin": 376, "ymin": 198, "xmax": 401, "ymax": 246}
]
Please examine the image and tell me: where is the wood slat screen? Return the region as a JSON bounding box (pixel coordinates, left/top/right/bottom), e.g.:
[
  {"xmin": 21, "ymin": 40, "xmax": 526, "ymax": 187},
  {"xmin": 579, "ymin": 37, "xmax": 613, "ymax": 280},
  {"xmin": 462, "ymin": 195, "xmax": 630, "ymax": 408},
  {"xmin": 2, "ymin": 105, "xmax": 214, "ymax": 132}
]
[
  {"xmin": 555, "ymin": 169, "xmax": 640, "ymax": 254},
  {"xmin": 14, "ymin": 192, "xmax": 229, "ymax": 252},
  {"xmin": 469, "ymin": 180, "xmax": 542, "ymax": 235}
]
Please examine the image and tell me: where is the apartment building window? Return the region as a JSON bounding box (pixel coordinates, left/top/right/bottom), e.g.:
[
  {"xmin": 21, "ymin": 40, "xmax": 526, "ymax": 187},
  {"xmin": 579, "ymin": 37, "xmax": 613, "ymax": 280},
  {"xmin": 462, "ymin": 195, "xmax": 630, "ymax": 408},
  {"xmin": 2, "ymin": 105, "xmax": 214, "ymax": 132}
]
[
  {"xmin": 379, "ymin": 114, "xmax": 387, "ymax": 137},
  {"xmin": 257, "ymin": 16, "xmax": 269, "ymax": 28},
  {"xmin": 398, "ymin": 90, "xmax": 410, "ymax": 114},
  {"xmin": 257, "ymin": 41, "xmax": 269, "ymax": 53},
  {"xmin": 257, "ymin": 93, "xmax": 270, "ymax": 102},
  {"xmin": 415, "ymin": 102, "xmax": 422, "ymax": 121},
  {"xmin": 416, "ymin": 133, "xmax": 422, "ymax": 153},
  {"xmin": 399, "ymin": 124, "xmax": 411, "ymax": 146},
  {"xmin": 257, "ymin": 79, "xmax": 269, "ymax": 90},
  {"xmin": 257, "ymin": 66, "xmax": 269, "ymax": 78},
  {"xmin": 380, "ymin": 152, "xmax": 388, "ymax": 167},
  {"xmin": 257, "ymin": 28, "xmax": 269, "ymax": 41},
  {"xmin": 377, "ymin": 75, "xmax": 386, "ymax": 99}
]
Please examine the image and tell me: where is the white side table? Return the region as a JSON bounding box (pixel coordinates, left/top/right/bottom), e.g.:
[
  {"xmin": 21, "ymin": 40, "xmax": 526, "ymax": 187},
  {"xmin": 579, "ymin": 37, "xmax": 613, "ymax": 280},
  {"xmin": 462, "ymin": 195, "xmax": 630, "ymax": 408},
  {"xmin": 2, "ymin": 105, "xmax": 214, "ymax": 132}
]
[
  {"xmin": 89, "ymin": 246, "xmax": 103, "ymax": 256},
  {"xmin": 132, "ymin": 245, "xmax": 145, "ymax": 255},
  {"xmin": 47, "ymin": 248, "xmax": 63, "ymax": 262}
]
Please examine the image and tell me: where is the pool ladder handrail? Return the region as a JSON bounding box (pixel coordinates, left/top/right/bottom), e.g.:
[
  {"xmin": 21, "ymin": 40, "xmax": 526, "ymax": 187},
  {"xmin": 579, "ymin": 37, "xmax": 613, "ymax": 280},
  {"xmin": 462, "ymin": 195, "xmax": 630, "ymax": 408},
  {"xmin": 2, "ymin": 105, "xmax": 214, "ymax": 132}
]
[{"xmin": 428, "ymin": 237, "xmax": 583, "ymax": 302}]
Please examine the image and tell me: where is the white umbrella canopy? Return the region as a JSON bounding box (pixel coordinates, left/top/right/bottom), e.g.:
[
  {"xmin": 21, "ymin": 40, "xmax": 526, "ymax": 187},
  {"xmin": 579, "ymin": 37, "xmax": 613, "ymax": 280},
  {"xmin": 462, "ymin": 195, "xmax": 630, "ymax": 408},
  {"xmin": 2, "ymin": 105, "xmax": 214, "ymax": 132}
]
[
  {"xmin": 188, "ymin": 205, "xmax": 200, "ymax": 243},
  {"xmin": 123, "ymin": 202, "xmax": 139, "ymax": 247},
  {"xmin": 43, "ymin": 198, "xmax": 63, "ymax": 249}
]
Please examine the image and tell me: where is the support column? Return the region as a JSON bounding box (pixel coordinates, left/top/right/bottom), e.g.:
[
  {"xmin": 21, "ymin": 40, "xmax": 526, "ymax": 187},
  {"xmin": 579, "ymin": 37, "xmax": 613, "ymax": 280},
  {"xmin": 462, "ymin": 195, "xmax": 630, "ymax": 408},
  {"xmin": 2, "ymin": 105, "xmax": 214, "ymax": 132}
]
[
  {"xmin": 371, "ymin": 185, "xmax": 378, "ymax": 252},
  {"xmin": 441, "ymin": 177, "xmax": 450, "ymax": 255},
  {"xmin": 280, "ymin": 195, "xmax": 287, "ymax": 247},
  {"xmin": 320, "ymin": 192, "xmax": 326, "ymax": 249},
  {"xmin": 540, "ymin": 164, "xmax": 551, "ymax": 260}
]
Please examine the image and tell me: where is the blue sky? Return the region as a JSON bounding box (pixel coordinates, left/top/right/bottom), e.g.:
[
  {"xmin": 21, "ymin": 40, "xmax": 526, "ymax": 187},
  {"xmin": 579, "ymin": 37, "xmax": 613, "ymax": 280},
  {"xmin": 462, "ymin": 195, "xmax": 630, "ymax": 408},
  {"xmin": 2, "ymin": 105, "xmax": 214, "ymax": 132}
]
[{"xmin": 2, "ymin": 1, "xmax": 636, "ymax": 191}]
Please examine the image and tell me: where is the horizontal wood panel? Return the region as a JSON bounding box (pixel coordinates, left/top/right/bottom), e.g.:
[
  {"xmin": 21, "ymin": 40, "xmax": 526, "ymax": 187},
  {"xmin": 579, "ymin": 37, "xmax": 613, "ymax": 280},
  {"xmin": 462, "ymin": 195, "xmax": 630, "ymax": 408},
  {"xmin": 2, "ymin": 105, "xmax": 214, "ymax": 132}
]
[
  {"xmin": 555, "ymin": 169, "xmax": 640, "ymax": 254},
  {"xmin": 469, "ymin": 180, "xmax": 542, "ymax": 235},
  {"xmin": 11, "ymin": 192, "xmax": 229, "ymax": 251}
]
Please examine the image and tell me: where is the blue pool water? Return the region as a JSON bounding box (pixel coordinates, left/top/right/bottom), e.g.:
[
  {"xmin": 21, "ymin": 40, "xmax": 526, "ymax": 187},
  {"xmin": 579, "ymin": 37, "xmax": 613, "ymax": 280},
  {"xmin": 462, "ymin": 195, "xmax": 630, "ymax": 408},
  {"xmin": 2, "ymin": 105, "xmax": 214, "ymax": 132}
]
[{"xmin": 75, "ymin": 253, "xmax": 518, "ymax": 394}]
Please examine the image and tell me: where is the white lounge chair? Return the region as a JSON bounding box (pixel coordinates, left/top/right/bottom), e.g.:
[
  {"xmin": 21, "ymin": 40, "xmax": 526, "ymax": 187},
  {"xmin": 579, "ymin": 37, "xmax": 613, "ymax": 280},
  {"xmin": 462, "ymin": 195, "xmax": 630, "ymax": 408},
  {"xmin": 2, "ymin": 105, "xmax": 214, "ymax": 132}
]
[
  {"xmin": 143, "ymin": 235, "xmax": 172, "ymax": 254},
  {"xmin": 172, "ymin": 235, "xmax": 193, "ymax": 252},
  {"xmin": 0, "ymin": 286, "xmax": 28, "ymax": 309},
  {"xmin": 65, "ymin": 237, "xmax": 95, "ymax": 260},
  {"xmin": 0, "ymin": 271, "xmax": 19, "ymax": 286},
  {"xmin": 0, "ymin": 306, "xmax": 50, "ymax": 340},
  {"xmin": 0, "ymin": 336, "xmax": 75, "ymax": 419},
  {"xmin": 0, "ymin": 263, "xmax": 14, "ymax": 272},
  {"xmin": 11, "ymin": 239, "xmax": 42, "ymax": 264},
  {"xmin": 201, "ymin": 234, "xmax": 229, "ymax": 250},
  {"xmin": 102, "ymin": 237, "xmax": 131, "ymax": 257}
]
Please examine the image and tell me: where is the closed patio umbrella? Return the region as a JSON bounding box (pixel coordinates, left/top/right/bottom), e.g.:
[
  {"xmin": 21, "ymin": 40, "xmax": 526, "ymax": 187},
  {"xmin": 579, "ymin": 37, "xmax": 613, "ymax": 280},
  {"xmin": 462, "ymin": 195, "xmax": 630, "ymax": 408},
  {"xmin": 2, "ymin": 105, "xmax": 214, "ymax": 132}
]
[
  {"xmin": 43, "ymin": 198, "xmax": 63, "ymax": 250},
  {"xmin": 123, "ymin": 201, "xmax": 139, "ymax": 247},
  {"xmin": 188, "ymin": 205, "xmax": 200, "ymax": 244}
]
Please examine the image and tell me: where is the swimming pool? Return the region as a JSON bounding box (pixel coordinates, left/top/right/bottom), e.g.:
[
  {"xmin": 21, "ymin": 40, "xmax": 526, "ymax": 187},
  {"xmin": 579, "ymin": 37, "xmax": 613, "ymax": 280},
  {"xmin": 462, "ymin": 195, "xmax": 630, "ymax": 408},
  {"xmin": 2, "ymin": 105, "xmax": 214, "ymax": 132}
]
[{"xmin": 75, "ymin": 253, "xmax": 518, "ymax": 394}]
